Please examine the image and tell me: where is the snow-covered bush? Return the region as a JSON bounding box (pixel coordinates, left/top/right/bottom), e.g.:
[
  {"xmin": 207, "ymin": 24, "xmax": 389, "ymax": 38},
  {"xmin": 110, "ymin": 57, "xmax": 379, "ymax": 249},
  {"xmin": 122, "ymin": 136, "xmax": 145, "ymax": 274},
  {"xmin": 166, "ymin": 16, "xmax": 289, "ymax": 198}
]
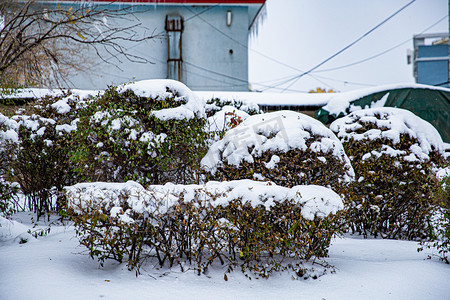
[
  {"xmin": 0, "ymin": 180, "xmax": 18, "ymax": 218},
  {"xmin": 66, "ymin": 180, "xmax": 345, "ymax": 278},
  {"xmin": 419, "ymin": 209, "xmax": 450, "ymax": 264},
  {"xmin": 205, "ymin": 97, "xmax": 261, "ymax": 117},
  {"xmin": 71, "ymin": 80, "xmax": 210, "ymax": 185},
  {"xmin": 202, "ymin": 111, "xmax": 354, "ymax": 191},
  {"xmin": 431, "ymin": 210, "xmax": 450, "ymax": 264},
  {"xmin": 0, "ymin": 112, "xmax": 19, "ymax": 174},
  {"xmin": 330, "ymin": 107, "xmax": 446, "ymax": 240},
  {"xmin": 419, "ymin": 169, "xmax": 450, "ymax": 264},
  {"xmin": 0, "ymin": 92, "xmax": 85, "ymax": 219},
  {"xmin": 435, "ymin": 167, "xmax": 450, "ymax": 209}
]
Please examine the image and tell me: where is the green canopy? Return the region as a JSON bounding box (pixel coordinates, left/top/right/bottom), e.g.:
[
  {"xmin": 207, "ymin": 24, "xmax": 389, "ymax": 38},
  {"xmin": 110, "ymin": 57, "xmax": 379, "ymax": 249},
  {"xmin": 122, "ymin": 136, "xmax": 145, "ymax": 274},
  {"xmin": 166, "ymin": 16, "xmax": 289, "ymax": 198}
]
[{"xmin": 316, "ymin": 87, "xmax": 450, "ymax": 143}]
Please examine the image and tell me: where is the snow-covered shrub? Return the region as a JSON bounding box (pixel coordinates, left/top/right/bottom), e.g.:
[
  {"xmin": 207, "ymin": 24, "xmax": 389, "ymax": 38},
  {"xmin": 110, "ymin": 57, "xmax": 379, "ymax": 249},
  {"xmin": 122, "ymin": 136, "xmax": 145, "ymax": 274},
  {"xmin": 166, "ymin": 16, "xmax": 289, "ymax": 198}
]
[
  {"xmin": 419, "ymin": 208, "xmax": 450, "ymax": 264},
  {"xmin": 71, "ymin": 80, "xmax": 210, "ymax": 185},
  {"xmin": 435, "ymin": 167, "xmax": 450, "ymax": 209},
  {"xmin": 66, "ymin": 180, "xmax": 345, "ymax": 278},
  {"xmin": 0, "ymin": 92, "xmax": 84, "ymax": 219},
  {"xmin": 419, "ymin": 169, "xmax": 450, "ymax": 264},
  {"xmin": 0, "ymin": 113, "xmax": 20, "ymax": 218},
  {"xmin": 0, "ymin": 112, "xmax": 19, "ymax": 172},
  {"xmin": 431, "ymin": 210, "xmax": 450, "ymax": 264},
  {"xmin": 0, "ymin": 180, "xmax": 18, "ymax": 218},
  {"xmin": 330, "ymin": 107, "xmax": 446, "ymax": 240},
  {"xmin": 202, "ymin": 111, "xmax": 354, "ymax": 191}
]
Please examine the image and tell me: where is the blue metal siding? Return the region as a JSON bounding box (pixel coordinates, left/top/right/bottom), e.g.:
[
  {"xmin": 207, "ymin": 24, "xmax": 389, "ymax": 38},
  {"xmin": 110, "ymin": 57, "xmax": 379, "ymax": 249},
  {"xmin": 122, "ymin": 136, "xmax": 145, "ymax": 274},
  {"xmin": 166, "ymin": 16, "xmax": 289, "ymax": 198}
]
[
  {"xmin": 417, "ymin": 44, "xmax": 448, "ymax": 58},
  {"xmin": 417, "ymin": 60, "xmax": 448, "ymax": 86},
  {"xmin": 416, "ymin": 45, "xmax": 449, "ymax": 87}
]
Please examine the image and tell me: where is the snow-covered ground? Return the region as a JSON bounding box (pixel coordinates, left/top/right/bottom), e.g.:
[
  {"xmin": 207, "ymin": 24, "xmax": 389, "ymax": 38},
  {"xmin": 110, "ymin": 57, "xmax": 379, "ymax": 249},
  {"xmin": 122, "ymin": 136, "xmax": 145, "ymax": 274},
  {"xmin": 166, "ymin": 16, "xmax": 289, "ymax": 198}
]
[
  {"xmin": 1, "ymin": 81, "xmax": 449, "ymax": 299},
  {"xmin": 1, "ymin": 213, "xmax": 449, "ymax": 300}
]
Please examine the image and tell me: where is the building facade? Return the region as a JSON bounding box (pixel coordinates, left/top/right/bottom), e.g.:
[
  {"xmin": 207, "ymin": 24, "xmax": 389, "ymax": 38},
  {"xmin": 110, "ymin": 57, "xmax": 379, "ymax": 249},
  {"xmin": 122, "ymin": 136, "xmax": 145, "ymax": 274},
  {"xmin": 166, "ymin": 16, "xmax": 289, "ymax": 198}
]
[
  {"xmin": 411, "ymin": 32, "xmax": 449, "ymax": 88},
  {"xmin": 47, "ymin": 0, "xmax": 265, "ymax": 91}
]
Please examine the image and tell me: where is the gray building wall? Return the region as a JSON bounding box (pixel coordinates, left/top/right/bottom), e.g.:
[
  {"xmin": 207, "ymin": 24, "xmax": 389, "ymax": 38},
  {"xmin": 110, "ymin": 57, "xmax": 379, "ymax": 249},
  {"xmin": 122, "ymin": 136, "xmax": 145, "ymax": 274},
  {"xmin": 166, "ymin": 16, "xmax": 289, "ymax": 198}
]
[{"xmin": 58, "ymin": 3, "xmax": 253, "ymax": 91}]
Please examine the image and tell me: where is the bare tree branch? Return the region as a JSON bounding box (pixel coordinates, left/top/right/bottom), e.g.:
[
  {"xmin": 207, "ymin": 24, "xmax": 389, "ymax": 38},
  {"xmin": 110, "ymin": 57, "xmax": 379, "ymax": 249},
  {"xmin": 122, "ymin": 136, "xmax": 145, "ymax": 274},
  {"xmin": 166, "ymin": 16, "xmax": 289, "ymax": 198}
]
[{"xmin": 0, "ymin": 0, "xmax": 160, "ymax": 89}]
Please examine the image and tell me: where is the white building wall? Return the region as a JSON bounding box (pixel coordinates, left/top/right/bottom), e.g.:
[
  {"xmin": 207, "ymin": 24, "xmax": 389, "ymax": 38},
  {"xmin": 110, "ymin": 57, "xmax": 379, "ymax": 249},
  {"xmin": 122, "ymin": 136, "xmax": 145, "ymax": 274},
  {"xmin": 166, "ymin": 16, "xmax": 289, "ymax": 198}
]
[{"xmin": 59, "ymin": 4, "xmax": 250, "ymax": 91}]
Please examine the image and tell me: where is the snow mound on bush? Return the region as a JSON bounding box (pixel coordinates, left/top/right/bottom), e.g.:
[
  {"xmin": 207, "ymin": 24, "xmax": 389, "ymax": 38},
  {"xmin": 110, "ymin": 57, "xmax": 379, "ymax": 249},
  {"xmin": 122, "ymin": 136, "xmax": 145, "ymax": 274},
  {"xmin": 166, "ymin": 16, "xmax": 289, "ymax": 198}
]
[
  {"xmin": 66, "ymin": 180, "xmax": 344, "ymax": 221},
  {"xmin": 0, "ymin": 216, "xmax": 33, "ymax": 242},
  {"xmin": 200, "ymin": 92, "xmax": 262, "ymax": 116},
  {"xmin": 119, "ymin": 79, "xmax": 205, "ymax": 121},
  {"xmin": 330, "ymin": 107, "xmax": 444, "ymax": 160},
  {"xmin": 201, "ymin": 110, "xmax": 354, "ymax": 180},
  {"xmin": 437, "ymin": 167, "xmax": 450, "ymax": 181},
  {"xmin": 48, "ymin": 90, "xmax": 97, "ymax": 114},
  {"xmin": 0, "ymin": 87, "xmax": 97, "ymax": 102},
  {"xmin": 0, "ymin": 90, "xmax": 91, "ymax": 151},
  {"xmin": 0, "ymin": 113, "xmax": 19, "ymax": 145}
]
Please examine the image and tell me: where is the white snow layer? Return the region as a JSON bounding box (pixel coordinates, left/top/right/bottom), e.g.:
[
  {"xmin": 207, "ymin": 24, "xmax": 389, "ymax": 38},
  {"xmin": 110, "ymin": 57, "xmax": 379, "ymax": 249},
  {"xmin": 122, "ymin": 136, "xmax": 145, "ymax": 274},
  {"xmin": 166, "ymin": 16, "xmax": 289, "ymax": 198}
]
[
  {"xmin": 65, "ymin": 179, "xmax": 344, "ymax": 221},
  {"xmin": 0, "ymin": 113, "xmax": 19, "ymax": 144},
  {"xmin": 51, "ymin": 98, "xmax": 71, "ymax": 114},
  {"xmin": 437, "ymin": 167, "xmax": 450, "ymax": 181},
  {"xmin": 0, "ymin": 87, "xmax": 98, "ymax": 101},
  {"xmin": 119, "ymin": 79, "xmax": 205, "ymax": 120},
  {"xmin": 1, "ymin": 222, "xmax": 449, "ymax": 300},
  {"xmin": 330, "ymin": 107, "xmax": 444, "ymax": 158},
  {"xmin": 197, "ymin": 90, "xmax": 330, "ymax": 107},
  {"xmin": 0, "ymin": 216, "xmax": 32, "ymax": 242},
  {"xmin": 201, "ymin": 110, "xmax": 354, "ymax": 181},
  {"xmin": 201, "ymin": 92, "xmax": 262, "ymax": 114},
  {"xmin": 321, "ymin": 83, "xmax": 450, "ymax": 116},
  {"xmin": 197, "ymin": 83, "xmax": 450, "ymax": 109}
]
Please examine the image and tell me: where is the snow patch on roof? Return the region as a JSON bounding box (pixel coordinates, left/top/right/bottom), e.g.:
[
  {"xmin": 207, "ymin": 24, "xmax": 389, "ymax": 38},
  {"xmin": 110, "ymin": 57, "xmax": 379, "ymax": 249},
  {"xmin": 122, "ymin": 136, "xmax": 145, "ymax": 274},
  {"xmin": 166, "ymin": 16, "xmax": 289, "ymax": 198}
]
[
  {"xmin": 198, "ymin": 84, "xmax": 450, "ymax": 109},
  {"xmin": 197, "ymin": 90, "xmax": 330, "ymax": 107}
]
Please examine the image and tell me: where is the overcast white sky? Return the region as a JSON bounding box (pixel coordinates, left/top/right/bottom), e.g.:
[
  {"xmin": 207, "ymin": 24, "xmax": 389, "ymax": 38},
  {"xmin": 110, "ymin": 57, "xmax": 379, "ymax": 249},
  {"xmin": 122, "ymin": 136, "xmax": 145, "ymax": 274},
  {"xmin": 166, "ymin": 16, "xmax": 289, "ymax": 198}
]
[{"xmin": 249, "ymin": 0, "xmax": 448, "ymax": 93}]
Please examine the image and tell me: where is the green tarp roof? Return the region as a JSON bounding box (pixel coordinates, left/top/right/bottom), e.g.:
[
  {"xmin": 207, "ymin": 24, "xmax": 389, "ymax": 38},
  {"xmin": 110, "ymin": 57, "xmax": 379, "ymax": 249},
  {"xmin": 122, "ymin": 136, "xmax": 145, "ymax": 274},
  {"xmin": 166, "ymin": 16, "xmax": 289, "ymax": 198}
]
[{"xmin": 316, "ymin": 87, "xmax": 450, "ymax": 143}]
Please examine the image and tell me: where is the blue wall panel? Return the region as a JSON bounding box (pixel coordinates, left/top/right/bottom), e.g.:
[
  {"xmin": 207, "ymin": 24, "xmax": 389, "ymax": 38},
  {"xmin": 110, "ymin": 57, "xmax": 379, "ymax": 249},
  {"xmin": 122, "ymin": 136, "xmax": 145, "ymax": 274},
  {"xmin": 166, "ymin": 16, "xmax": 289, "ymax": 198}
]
[{"xmin": 416, "ymin": 45, "xmax": 449, "ymax": 87}]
